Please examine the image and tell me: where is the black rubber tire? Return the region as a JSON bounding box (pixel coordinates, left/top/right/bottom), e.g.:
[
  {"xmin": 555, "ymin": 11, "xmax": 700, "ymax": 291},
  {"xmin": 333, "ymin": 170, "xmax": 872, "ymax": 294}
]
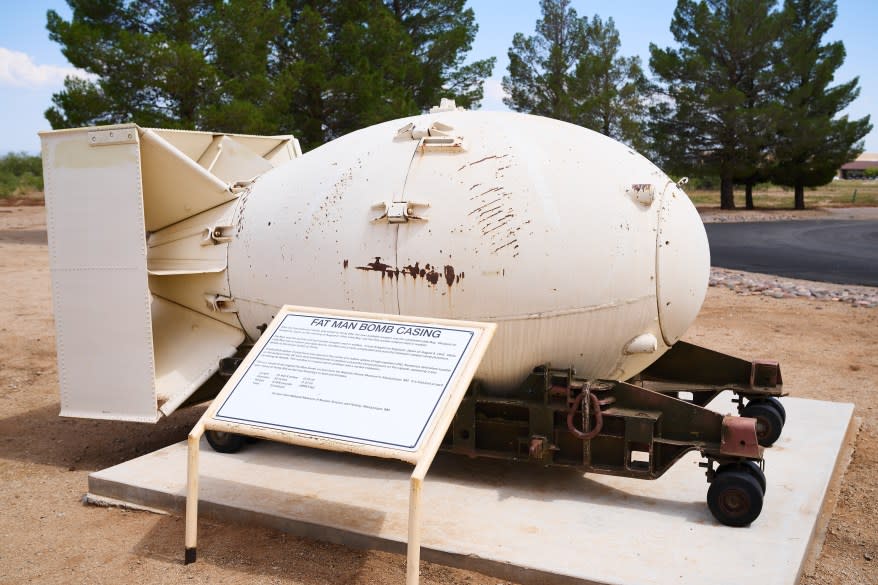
[
  {"xmin": 742, "ymin": 401, "xmax": 784, "ymax": 447},
  {"xmin": 765, "ymin": 396, "xmax": 786, "ymax": 423},
  {"xmin": 707, "ymin": 470, "xmax": 764, "ymax": 527},
  {"xmin": 717, "ymin": 460, "xmax": 767, "ymax": 495},
  {"xmin": 743, "ymin": 396, "xmax": 786, "ymax": 423},
  {"xmin": 205, "ymin": 430, "xmax": 247, "ymax": 454}
]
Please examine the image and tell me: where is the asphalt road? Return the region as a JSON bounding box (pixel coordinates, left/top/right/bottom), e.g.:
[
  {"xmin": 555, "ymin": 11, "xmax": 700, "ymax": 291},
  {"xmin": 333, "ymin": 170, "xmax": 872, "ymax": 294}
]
[
  {"xmin": 705, "ymin": 220, "xmax": 878, "ymax": 286},
  {"xmin": 3, "ymin": 220, "xmax": 876, "ymax": 286}
]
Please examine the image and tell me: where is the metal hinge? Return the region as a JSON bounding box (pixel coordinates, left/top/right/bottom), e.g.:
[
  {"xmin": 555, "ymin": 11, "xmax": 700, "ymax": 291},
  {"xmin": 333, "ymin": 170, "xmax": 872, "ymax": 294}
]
[
  {"xmin": 417, "ymin": 135, "xmax": 465, "ymax": 153},
  {"xmin": 395, "ymin": 121, "xmax": 455, "ymax": 141},
  {"xmin": 626, "ymin": 184, "xmax": 655, "ymax": 206},
  {"xmin": 200, "ymin": 225, "xmax": 234, "ymax": 246},
  {"xmin": 750, "ymin": 360, "xmax": 782, "ymax": 388},
  {"xmin": 204, "ymin": 294, "xmax": 237, "ymax": 313},
  {"xmin": 371, "ymin": 201, "xmax": 430, "ymax": 223},
  {"xmin": 87, "ymin": 128, "xmax": 138, "ymax": 146}
]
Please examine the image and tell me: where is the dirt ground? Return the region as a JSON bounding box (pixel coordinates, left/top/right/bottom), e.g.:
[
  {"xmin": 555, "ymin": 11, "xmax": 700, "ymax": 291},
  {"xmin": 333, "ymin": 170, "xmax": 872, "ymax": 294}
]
[{"xmin": 1, "ymin": 205, "xmax": 876, "ymax": 585}]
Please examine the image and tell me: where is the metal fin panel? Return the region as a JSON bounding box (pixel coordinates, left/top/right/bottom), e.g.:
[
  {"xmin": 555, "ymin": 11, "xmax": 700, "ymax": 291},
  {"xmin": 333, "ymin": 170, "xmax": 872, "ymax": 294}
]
[
  {"xmin": 146, "ymin": 200, "xmax": 236, "ymax": 275},
  {"xmin": 196, "ymin": 135, "xmax": 274, "ymax": 184},
  {"xmin": 139, "ymin": 129, "xmax": 234, "ymax": 231},
  {"xmin": 148, "ymin": 272, "xmax": 241, "ymax": 327},
  {"xmin": 149, "ymin": 129, "xmax": 215, "ymax": 162},
  {"xmin": 41, "ymin": 127, "xmax": 159, "ymax": 423},
  {"xmin": 229, "ymin": 134, "xmax": 299, "ymax": 159},
  {"xmin": 151, "ymin": 296, "xmax": 244, "ymax": 415}
]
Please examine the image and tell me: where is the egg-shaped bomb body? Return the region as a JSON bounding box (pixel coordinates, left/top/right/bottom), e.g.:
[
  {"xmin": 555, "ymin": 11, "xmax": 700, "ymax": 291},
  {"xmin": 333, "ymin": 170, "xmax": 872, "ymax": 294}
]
[{"xmin": 227, "ymin": 110, "xmax": 709, "ymax": 391}]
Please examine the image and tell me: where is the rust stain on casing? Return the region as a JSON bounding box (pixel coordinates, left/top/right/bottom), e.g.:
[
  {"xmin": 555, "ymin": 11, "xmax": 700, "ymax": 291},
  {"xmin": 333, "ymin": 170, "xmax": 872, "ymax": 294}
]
[
  {"xmin": 356, "ymin": 257, "xmax": 399, "ymax": 279},
  {"xmin": 358, "ymin": 257, "xmax": 464, "ymax": 288},
  {"xmin": 457, "ymin": 153, "xmax": 508, "ymax": 171},
  {"xmin": 443, "ymin": 265, "xmax": 455, "ymax": 287}
]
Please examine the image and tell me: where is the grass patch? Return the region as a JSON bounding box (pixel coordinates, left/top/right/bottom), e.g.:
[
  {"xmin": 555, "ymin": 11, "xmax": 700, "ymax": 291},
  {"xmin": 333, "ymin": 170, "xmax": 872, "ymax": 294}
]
[
  {"xmin": 687, "ymin": 180, "xmax": 878, "ymax": 209},
  {"xmin": 0, "ymin": 152, "xmax": 43, "ymax": 199}
]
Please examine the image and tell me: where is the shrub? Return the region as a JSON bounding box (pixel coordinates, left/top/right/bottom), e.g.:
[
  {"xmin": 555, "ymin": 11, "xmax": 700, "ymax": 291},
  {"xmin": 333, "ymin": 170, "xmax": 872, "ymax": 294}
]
[{"xmin": 0, "ymin": 152, "xmax": 43, "ymax": 197}]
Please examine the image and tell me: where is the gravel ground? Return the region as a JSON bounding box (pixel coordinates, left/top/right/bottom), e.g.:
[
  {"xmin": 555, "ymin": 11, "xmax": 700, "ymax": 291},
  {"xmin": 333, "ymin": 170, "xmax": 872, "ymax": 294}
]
[
  {"xmin": 710, "ymin": 268, "xmax": 878, "ymax": 308},
  {"xmin": 700, "ymin": 206, "xmax": 878, "ymax": 223},
  {"xmin": 1, "ymin": 205, "xmax": 876, "ymax": 585}
]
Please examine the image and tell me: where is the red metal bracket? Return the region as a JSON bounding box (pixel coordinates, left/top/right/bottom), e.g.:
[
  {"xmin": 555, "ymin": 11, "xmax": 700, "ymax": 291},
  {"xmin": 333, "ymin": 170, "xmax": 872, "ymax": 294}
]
[
  {"xmin": 720, "ymin": 416, "xmax": 761, "ymax": 458},
  {"xmin": 750, "ymin": 360, "xmax": 782, "ymax": 388}
]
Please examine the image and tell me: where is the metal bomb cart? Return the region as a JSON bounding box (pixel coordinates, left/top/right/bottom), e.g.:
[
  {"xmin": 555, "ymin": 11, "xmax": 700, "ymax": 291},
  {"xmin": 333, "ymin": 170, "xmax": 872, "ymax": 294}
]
[
  {"xmin": 208, "ymin": 340, "xmax": 785, "ymax": 527},
  {"xmin": 441, "ymin": 342, "xmax": 785, "ymax": 527}
]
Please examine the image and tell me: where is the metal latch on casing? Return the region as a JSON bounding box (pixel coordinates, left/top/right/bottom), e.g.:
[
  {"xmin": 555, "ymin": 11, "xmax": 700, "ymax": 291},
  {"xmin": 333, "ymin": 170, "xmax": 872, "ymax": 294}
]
[
  {"xmin": 200, "ymin": 225, "xmax": 234, "ymax": 245},
  {"xmin": 204, "ymin": 294, "xmax": 237, "ymax": 313},
  {"xmin": 371, "ymin": 201, "xmax": 430, "ymax": 223},
  {"xmin": 626, "ymin": 183, "xmax": 655, "ymax": 206}
]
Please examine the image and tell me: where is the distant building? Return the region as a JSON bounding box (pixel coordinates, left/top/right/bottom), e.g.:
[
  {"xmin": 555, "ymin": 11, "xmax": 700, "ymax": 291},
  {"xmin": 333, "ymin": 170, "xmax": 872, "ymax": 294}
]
[{"xmin": 839, "ymin": 152, "xmax": 878, "ymax": 179}]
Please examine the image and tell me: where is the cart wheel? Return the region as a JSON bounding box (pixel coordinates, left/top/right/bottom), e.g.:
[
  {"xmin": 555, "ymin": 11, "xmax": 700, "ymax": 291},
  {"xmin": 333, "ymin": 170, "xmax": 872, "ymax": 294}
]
[
  {"xmin": 205, "ymin": 430, "xmax": 246, "ymax": 454},
  {"xmin": 717, "ymin": 460, "xmax": 766, "ymax": 495},
  {"xmin": 765, "ymin": 396, "xmax": 786, "ymax": 423},
  {"xmin": 742, "ymin": 400, "xmax": 784, "ymax": 447},
  {"xmin": 707, "ymin": 470, "xmax": 764, "ymax": 527}
]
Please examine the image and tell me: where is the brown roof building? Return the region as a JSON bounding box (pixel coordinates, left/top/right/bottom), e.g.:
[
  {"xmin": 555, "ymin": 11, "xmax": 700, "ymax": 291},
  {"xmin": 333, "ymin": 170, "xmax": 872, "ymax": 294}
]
[{"xmin": 839, "ymin": 153, "xmax": 878, "ymax": 179}]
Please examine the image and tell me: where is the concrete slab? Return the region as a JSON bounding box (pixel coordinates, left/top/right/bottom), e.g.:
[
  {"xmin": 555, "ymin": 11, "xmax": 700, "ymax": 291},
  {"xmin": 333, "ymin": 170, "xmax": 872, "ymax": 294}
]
[{"xmin": 89, "ymin": 397, "xmax": 856, "ymax": 585}]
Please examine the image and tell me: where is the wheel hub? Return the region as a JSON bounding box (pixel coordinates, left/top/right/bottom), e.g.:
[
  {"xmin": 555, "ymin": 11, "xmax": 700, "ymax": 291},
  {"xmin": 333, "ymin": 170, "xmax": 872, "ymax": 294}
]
[{"xmin": 719, "ymin": 487, "xmax": 750, "ymax": 516}]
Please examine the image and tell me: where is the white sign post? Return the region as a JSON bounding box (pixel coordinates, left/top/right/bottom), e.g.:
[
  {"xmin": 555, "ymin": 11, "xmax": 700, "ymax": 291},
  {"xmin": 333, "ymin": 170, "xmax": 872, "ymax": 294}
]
[{"xmin": 184, "ymin": 305, "xmax": 495, "ymax": 585}]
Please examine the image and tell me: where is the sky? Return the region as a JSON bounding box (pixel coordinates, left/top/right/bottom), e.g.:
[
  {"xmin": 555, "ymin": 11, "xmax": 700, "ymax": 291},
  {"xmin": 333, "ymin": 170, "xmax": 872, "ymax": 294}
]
[{"xmin": 0, "ymin": 0, "xmax": 875, "ymax": 155}]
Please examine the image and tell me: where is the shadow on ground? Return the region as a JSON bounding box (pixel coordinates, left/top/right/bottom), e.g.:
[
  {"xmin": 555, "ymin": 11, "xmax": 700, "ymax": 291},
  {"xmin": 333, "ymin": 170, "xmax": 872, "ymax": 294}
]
[{"xmin": 0, "ymin": 402, "xmax": 204, "ymax": 472}]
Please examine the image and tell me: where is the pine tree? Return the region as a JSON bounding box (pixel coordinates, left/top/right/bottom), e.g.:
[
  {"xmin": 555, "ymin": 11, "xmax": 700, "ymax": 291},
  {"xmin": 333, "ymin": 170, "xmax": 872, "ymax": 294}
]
[
  {"xmin": 45, "ymin": 1, "xmax": 494, "ymax": 151},
  {"xmin": 200, "ymin": 1, "xmax": 289, "ymax": 134},
  {"xmin": 502, "ymin": 0, "xmax": 588, "ymax": 121},
  {"xmin": 649, "ymin": 0, "xmax": 781, "ymax": 209},
  {"xmin": 386, "ymin": 0, "xmax": 496, "ymax": 111},
  {"xmin": 269, "ymin": 4, "xmax": 332, "ymax": 148},
  {"xmin": 572, "ymin": 16, "xmax": 649, "ymax": 149},
  {"xmin": 502, "ymin": 0, "xmax": 648, "ymax": 147},
  {"xmin": 769, "ymin": 0, "xmax": 872, "ymax": 209},
  {"xmin": 299, "ymin": 0, "xmax": 422, "ymax": 146},
  {"xmin": 45, "ymin": 0, "xmax": 287, "ymax": 132}
]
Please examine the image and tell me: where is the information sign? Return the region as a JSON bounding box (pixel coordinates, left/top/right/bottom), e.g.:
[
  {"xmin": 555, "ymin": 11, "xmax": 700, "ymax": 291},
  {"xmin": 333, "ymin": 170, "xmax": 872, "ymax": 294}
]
[
  {"xmin": 185, "ymin": 305, "xmax": 495, "ymax": 585},
  {"xmin": 214, "ymin": 313, "xmax": 479, "ymax": 452}
]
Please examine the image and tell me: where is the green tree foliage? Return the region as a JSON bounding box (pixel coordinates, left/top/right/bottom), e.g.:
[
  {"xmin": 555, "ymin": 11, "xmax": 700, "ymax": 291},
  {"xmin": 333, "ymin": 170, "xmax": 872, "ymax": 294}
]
[
  {"xmin": 502, "ymin": 0, "xmax": 648, "ymax": 147},
  {"xmin": 45, "ymin": 1, "xmax": 286, "ymax": 131},
  {"xmin": 270, "ymin": 1, "xmax": 422, "ymax": 148},
  {"xmin": 769, "ymin": 0, "xmax": 872, "ymax": 209},
  {"xmin": 503, "ymin": 0, "xmax": 587, "ymax": 121},
  {"xmin": 650, "ymin": 0, "xmax": 781, "ymax": 210},
  {"xmin": 386, "ymin": 0, "xmax": 496, "ymax": 110},
  {"xmin": 571, "ymin": 16, "xmax": 650, "ymax": 151},
  {"xmin": 0, "ymin": 153, "xmax": 43, "ymax": 197},
  {"xmin": 46, "ymin": 0, "xmax": 494, "ymax": 151}
]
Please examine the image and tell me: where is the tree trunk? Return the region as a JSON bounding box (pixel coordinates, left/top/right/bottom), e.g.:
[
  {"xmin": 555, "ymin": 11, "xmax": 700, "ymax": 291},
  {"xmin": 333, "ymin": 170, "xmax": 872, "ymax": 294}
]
[
  {"xmin": 745, "ymin": 182, "xmax": 754, "ymax": 210},
  {"xmin": 794, "ymin": 183, "xmax": 805, "ymax": 210},
  {"xmin": 720, "ymin": 176, "xmax": 736, "ymax": 210}
]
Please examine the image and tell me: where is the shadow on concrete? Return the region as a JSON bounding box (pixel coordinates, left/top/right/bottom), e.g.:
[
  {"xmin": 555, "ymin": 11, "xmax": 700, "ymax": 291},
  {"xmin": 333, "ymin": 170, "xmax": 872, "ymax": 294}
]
[
  {"xmin": 175, "ymin": 440, "xmax": 709, "ymax": 525},
  {"xmin": 432, "ymin": 451, "xmax": 710, "ymax": 524}
]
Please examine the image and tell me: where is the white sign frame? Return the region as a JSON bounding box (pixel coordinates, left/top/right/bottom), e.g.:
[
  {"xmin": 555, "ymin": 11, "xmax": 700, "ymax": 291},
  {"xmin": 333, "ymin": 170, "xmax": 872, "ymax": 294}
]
[{"xmin": 184, "ymin": 305, "xmax": 496, "ymax": 585}]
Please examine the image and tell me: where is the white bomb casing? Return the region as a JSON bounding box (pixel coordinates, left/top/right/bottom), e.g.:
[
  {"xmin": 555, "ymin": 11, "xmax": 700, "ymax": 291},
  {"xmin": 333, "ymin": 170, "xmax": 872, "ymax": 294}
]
[
  {"xmin": 40, "ymin": 109, "xmax": 709, "ymax": 421},
  {"xmin": 228, "ymin": 110, "xmax": 709, "ymax": 391}
]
